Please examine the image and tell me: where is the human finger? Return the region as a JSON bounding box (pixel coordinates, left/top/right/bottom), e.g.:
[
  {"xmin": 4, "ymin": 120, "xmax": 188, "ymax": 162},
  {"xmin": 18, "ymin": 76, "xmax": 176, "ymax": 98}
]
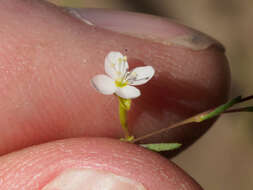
[
  {"xmin": 0, "ymin": 137, "xmax": 202, "ymax": 190},
  {"xmin": 0, "ymin": 1, "xmax": 230, "ymax": 155}
]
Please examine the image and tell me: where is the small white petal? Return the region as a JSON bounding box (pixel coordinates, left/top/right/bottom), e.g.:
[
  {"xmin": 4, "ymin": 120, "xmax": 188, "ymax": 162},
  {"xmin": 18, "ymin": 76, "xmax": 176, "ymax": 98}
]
[
  {"xmin": 127, "ymin": 66, "xmax": 155, "ymax": 86},
  {"xmin": 91, "ymin": 74, "xmax": 116, "ymax": 95},
  {"xmin": 104, "ymin": 51, "xmax": 129, "ymax": 80},
  {"xmin": 116, "ymin": 85, "xmax": 141, "ymax": 99}
]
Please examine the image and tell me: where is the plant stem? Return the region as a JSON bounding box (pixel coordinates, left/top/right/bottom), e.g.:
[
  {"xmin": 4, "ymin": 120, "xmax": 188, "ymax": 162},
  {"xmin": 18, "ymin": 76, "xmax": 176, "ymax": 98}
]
[
  {"xmin": 118, "ymin": 96, "xmax": 132, "ymax": 139},
  {"xmin": 131, "ymin": 95, "xmax": 253, "ymax": 143},
  {"xmin": 131, "ymin": 118, "xmax": 194, "ymax": 143},
  {"xmin": 238, "ymin": 95, "xmax": 253, "ymax": 103}
]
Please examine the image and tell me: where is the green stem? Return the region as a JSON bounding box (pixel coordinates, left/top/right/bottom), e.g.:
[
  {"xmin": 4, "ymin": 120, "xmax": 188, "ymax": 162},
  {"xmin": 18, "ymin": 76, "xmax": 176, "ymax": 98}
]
[
  {"xmin": 195, "ymin": 96, "xmax": 241, "ymax": 122},
  {"xmin": 118, "ymin": 96, "xmax": 132, "ymax": 140},
  {"xmin": 132, "ymin": 95, "xmax": 252, "ymax": 143},
  {"xmin": 131, "ymin": 118, "xmax": 192, "ymax": 143},
  {"xmin": 119, "ymin": 102, "xmax": 130, "ymax": 138},
  {"xmin": 224, "ymin": 106, "xmax": 253, "ymax": 113}
]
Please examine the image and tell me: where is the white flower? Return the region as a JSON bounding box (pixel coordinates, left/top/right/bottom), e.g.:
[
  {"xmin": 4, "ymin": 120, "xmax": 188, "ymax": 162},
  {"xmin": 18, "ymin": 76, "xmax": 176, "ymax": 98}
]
[{"xmin": 91, "ymin": 51, "xmax": 155, "ymax": 99}]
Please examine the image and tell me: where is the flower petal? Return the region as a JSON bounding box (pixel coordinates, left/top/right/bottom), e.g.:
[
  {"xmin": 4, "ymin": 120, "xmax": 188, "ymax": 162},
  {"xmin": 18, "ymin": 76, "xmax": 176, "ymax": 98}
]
[
  {"xmin": 116, "ymin": 85, "xmax": 141, "ymax": 99},
  {"xmin": 127, "ymin": 66, "xmax": 155, "ymax": 86},
  {"xmin": 104, "ymin": 51, "xmax": 129, "ymax": 80},
  {"xmin": 91, "ymin": 74, "xmax": 116, "ymax": 95}
]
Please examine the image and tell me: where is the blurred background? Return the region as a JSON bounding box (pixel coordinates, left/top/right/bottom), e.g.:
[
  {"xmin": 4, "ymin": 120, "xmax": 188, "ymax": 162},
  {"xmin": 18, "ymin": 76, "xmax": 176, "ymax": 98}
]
[{"xmin": 48, "ymin": 0, "xmax": 253, "ymax": 189}]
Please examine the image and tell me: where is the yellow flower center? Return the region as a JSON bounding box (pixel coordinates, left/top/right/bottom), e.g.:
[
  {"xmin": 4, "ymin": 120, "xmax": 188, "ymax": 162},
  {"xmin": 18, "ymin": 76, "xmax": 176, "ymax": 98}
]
[{"xmin": 115, "ymin": 80, "xmax": 127, "ymax": 88}]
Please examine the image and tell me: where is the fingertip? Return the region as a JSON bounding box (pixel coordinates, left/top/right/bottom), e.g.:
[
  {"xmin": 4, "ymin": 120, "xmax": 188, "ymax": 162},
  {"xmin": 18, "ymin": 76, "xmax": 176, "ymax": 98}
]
[{"xmin": 0, "ymin": 138, "xmax": 203, "ymax": 190}]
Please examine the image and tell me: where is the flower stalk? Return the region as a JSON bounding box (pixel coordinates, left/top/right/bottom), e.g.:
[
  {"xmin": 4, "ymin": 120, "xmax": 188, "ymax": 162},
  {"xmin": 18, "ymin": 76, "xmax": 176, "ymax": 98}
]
[{"xmin": 118, "ymin": 96, "xmax": 134, "ymax": 141}]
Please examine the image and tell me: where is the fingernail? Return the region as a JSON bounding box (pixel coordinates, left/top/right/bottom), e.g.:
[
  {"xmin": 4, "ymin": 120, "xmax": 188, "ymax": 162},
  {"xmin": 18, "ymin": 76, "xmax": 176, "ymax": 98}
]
[
  {"xmin": 66, "ymin": 8, "xmax": 224, "ymax": 51},
  {"xmin": 42, "ymin": 168, "xmax": 146, "ymax": 190}
]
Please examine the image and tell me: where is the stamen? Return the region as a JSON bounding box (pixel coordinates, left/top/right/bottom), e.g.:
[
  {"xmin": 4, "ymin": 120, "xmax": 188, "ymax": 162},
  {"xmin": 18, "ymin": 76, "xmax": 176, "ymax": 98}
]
[
  {"xmin": 127, "ymin": 76, "xmax": 150, "ymax": 84},
  {"xmin": 126, "ymin": 71, "xmax": 137, "ymax": 80},
  {"xmin": 118, "ymin": 58, "xmax": 122, "ymax": 73},
  {"xmin": 110, "ymin": 61, "xmax": 122, "ymax": 78},
  {"xmin": 135, "ymin": 77, "xmax": 150, "ymax": 81},
  {"xmin": 121, "ymin": 56, "xmax": 127, "ymax": 74},
  {"xmin": 122, "ymin": 72, "xmax": 128, "ymax": 81}
]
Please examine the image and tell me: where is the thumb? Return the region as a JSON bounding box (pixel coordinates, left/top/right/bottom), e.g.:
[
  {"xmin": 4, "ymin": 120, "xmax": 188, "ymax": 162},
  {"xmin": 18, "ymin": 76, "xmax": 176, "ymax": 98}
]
[{"xmin": 0, "ymin": 138, "xmax": 202, "ymax": 190}]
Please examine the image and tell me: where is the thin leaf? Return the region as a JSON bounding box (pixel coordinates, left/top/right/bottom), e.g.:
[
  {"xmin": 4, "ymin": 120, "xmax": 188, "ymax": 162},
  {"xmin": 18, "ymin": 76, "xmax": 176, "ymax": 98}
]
[
  {"xmin": 225, "ymin": 106, "xmax": 253, "ymax": 113},
  {"xmin": 196, "ymin": 96, "xmax": 242, "ymax": 122},
  {"xmin": 141, "ymin": 143, "xmax": 182, "ymax": 152},
  {"xmin": 239, "ymin": 106, "xmax": 253, "ymax": 112},
  {"xmin": 238, "ymin": 95, "xmax": 253, "ymax": 104}
]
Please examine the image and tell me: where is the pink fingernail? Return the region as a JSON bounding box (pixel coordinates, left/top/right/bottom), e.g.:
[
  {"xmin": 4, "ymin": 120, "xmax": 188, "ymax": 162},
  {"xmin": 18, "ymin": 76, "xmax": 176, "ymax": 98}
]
[
  {"xmin": 42, "ymin": 168, "xmax": 146, "ymax": 190},
  {"xmin": 66, "ymin": 8, "xmax": 224, "ymax": 51}
]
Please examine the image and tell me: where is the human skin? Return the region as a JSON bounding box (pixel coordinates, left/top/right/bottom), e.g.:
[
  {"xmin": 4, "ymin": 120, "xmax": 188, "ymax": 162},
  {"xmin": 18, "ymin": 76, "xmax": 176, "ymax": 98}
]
[{"xmin": 0, "ymin": 0, "xmax": 230, "ymax": 189}]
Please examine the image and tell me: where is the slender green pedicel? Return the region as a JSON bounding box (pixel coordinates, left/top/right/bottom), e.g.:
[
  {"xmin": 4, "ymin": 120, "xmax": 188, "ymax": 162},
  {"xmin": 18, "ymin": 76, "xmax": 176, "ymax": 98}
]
[{"xmin": 118, "ymin": 96, "xmax": 134, "ymax": 141}]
